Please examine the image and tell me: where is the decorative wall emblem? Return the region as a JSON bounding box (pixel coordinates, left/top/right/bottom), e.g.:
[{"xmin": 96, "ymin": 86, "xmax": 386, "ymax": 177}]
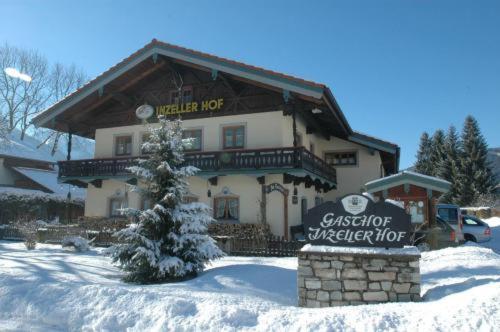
[
  {"xmin": 135, "ymin": 104, "xmax": 154, "ymax": 119},
  {"xmin": 341, "ymin": 194, "xmax": 368, "ymax": 215}
]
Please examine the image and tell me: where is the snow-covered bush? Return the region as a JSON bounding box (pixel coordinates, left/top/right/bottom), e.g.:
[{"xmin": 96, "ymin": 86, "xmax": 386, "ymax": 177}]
[
  {"xmin": 61, "ymin": 236, "xmax": 90, "ymax": 252},
  {"xmin": 18, "ymin": 222, "xmax": 38, "ymax": 250},
  {"xmin": 110, "ymin": 118, "xmax": 224, "ymax": 283}
]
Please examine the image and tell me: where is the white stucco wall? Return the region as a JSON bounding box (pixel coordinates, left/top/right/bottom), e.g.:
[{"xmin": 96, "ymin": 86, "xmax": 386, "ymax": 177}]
[
  {"xmin": 0, "ymin": 158, "xmax": 20, "ymax": 186},
  {"xmin": 85, "ymin": 173, "xmax": 324, "ymax": 237},
  {"xmin": 84, "ymin": 110, "xmax": 388, "ymax": 236},
  {"xmin": 94, "ymin": 111, "xmax": 287, "ymax": 158}
]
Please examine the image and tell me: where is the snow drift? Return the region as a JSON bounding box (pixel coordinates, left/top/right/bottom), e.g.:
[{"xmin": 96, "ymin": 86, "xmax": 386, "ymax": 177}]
[{"xmin": 0, "ymin": 231, "xmax": 499, "ymax": 331}]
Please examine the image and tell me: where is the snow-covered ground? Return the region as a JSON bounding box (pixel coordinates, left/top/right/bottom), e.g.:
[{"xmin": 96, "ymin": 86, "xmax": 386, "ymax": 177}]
[
  {"xmin": 1, "ymin": 222, "xmax": 499, "ymax": 331},
  {"xmin": 483, "ymin": 216, "xmax": 500, "ymax": 253}
]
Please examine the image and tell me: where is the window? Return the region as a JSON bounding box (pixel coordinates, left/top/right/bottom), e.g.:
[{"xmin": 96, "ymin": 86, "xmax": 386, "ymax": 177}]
[
  {"xmin": 182, "ymin": 87, "xmax": 193, "ymax": 103},
  {"xmin": 109, "ymin": 198, "xmax": 128, "ymax": 217},
  {"xmin": 214, "ymin": 197, "xmax": 239, "ymax": 220},
  {"xmin": 169, "ymin": 86, "xmax": 192, "ymax": 104},
  {"xmin": 170, "ymin": 90, "xmax": 181, "ymax": 104},
  {"xmin": 114, "ymin": 135, "xmax": 132, "ymax": 156},
  {"xmin": 182, "ymin": 129, "xmax": 202, "ymax": 151},
  {"xmin": 141, "ymin": 196, "xmax": 152, "ymax": 210},
  {"xmin": 141, "ymin": 133, "xmax": 152, "ymax": 155},
  {"xmin": 438, "ymin": 208, "xmax": 459, "ymax": 224},
  {"xmin": 463, "ymin": 216, "xmax": 480, "ymax": 226},
  {"xmin": 325, "ymin": 151, "xmax": 357, "ymax": 166},
  {"xmin": 314, "ymin": 196, "xmax": 323, "ymax": 207},
  {"xmin": 223, "ymin": 126, "xmax": 245, "ymax": 149},
  {"xmin": 301, "ymin": 198, "xmax": 308, "ymax": 222}
]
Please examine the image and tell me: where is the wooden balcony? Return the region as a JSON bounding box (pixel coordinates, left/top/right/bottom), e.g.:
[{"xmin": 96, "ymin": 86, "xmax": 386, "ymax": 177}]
[{"xmin": 58, "ymin": 147, "xmax": 337, "ymax": 186}]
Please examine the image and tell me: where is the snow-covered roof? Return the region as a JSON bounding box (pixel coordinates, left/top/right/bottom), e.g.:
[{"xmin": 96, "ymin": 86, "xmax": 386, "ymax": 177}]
[
  {"xmin": 0, "ymin": 129, "xmax": 65, "ymax": 163},
  {"xmin": 365, "ymin": 170, "xmax": 451, "ymax": 193},
  {"xmin": 11, "ymin": 167, "xmax": 86, "ymax": 200},
  {"xmin": 0, "ymin": 186, "xmax": 83, "ymax": 203}
]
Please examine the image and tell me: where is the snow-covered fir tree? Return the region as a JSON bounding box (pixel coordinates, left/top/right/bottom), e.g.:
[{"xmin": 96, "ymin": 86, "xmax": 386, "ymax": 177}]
[
  {"xmin": 439, "ymin": 126, "xmax": 461, "ymax": 203},
  {"xmin": 111, "ymin": 118, "xmax": 224, "ymax": 283},
  {"xmin": 415, "ymin": 132, "xmax": 433, "ymax": 175},
  {"xmin": 429, "ymin": 129, "xmax": 446, "ymax": 177},
  {"xmin": 456, "ymin": 115, "xmax": 496, "ymax": 206}
]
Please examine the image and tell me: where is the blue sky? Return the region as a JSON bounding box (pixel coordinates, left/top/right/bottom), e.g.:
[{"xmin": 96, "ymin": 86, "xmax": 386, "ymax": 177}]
[{"xmin": 1, "ymin": 0, "xmax": 499, "ymax": 168}]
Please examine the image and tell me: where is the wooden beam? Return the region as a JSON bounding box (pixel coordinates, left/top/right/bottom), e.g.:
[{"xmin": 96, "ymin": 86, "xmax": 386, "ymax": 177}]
[
  {"xmin": 296, "ymin": 104, "xmax": 330, "ymax": 140},
  {"xmin": 111, "ymin": 92, "xmax": 135, "ymax": 107},
  {"xmin": 71, "ymin": 60, "xmax": 167, "ymax": 121}
]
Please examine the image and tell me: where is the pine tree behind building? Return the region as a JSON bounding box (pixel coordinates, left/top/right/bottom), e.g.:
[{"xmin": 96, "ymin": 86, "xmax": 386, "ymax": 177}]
[
  {"xmin": 415, "ymin": 132, "xmax": 433, "ymax": 176},
  {"xmin": 429, "ymin": 129, "xmax": 446, "ymax": 177},
  {"xmin": 439, "ymin": 126, "xmax": 461, "ymax": 203},
  {"xmin": 455, "ymin": 115, "xmax": 496, "ymax": 206}
]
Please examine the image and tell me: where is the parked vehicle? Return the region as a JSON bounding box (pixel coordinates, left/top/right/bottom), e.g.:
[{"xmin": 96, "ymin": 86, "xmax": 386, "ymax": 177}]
[
  {"xmin": 436, "ymin": 204, "xmax": 464, "ymax": 242},
  {"xmin": 415, "ymin": 216, "xmax": 460, "ymax": 250},
  {"xmin": 461, "ymin": 215, "xmax": 492, "ymax": 243}
]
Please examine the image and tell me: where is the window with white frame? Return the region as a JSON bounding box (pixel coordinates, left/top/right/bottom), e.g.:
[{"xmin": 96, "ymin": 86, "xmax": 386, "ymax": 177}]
[
  {"xmin": 325, "ymin": 151, "xmax": 357, "ymax": 166},
  {"xmin": 214, "ymin": 196, "xmax": 239, "ymax": 220},
  {"xmin": 182, "ymin": 129, "xmax": 202, "ymax": 151},
  {"xmin": 114, "ymin": 135, "xmax": 132, "ymax": 156},
  {"xmin": 109, "ymin": 197, "xmax": 128, "ymax": 217}
]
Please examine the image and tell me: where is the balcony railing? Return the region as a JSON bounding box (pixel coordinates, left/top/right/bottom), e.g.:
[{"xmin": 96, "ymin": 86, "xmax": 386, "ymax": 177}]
[{"xmin": 58, "ymin": 147, "xmax": 336, "ymax": 183}]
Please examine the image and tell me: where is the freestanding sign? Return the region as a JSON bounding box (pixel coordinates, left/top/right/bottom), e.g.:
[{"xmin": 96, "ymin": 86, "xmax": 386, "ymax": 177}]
[{"xmin": 303, "ymin": 194, "xmax": 412, "ymax": 248}]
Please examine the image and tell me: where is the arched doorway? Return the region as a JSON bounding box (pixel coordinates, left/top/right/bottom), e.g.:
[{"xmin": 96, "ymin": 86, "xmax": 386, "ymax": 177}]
[{"xmin": 264, "ymin": 183, "xmax": 289, "ymax": 239}]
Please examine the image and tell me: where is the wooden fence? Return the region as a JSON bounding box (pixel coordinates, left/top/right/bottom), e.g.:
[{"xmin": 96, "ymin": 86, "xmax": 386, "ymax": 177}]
[
  {"xmin": 0, "ymin": 225, "xmax": 119, "ymax": 247},
  {"xmin": 1, "ymin": 225, "xmax": 304, "ymax": 256},
  {"xmin": 214, "ymin": 236, "xmax": 304, "ymax": 257}
]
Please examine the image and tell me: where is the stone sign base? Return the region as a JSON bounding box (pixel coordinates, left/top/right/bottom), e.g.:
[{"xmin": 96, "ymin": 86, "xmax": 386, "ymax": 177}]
[{"xmin": 298, "ymin": 246, "xmax": 421, "ymax": 307}]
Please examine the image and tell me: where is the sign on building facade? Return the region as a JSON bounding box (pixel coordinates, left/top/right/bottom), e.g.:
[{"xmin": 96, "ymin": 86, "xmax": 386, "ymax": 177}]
[{"xmin": 303, "ymin": 194, "xmax": 412, "ymax": 248}]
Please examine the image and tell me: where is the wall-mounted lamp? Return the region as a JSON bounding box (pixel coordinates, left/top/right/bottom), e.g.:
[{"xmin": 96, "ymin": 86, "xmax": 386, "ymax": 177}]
[{"xmin": 207, "ymin": 189, "xmax": 212, "ymax": 197}]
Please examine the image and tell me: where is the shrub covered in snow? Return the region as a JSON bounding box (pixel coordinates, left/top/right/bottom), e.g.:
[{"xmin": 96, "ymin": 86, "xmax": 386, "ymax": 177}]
[
  {"xmin": 18, "ymin": 221, "xmax": 39, "ymax": 250},
  {"xmin": 110, "ymin": 118, "xmax": 223, "ymax": 283},
  {"xmin": 61, "ymin": 236, "xmax": 90, "ymax": 252}
]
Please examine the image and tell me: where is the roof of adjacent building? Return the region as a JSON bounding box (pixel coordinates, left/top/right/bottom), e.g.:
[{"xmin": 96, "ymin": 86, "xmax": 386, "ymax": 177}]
[
  {"xmin": 0, "ymin": 129, "xmax": 63, "ymax": 163},
  {"xmin": 365, "ymin": 170, "xmax": 451, "ymax": 193},
  {"xmin": 10, "ymin": 166, "xmax": 86, "ymax": 200}
]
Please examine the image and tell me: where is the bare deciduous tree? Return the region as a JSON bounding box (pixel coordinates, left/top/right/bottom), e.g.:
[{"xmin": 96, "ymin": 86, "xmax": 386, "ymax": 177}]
[
  {"xmin": 0, "ymin": 42, "xmax": 88, "ymax": 156},
  {"xmin": 36, "ymin": 63, "xmax": 87, "ymax": 155},
  {"xmin": 0, "ymin": 43, "xmax": 50, "ymax": 139}
]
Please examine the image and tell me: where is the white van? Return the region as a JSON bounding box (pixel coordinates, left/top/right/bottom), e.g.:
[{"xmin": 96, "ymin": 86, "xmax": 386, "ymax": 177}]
[{"xmin": 436, "ymin": 204, "xmax": 464, "ymax": 242}]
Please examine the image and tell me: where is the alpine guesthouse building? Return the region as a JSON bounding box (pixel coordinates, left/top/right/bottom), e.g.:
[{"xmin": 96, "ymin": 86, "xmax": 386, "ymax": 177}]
[{"xmin": 33, "ymin": 40, "xmax": 400, "ymax": 239}]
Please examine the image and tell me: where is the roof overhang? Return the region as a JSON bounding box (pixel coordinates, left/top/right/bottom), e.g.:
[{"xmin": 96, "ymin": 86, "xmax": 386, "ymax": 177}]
[
  {"xmin": 348, "ymin": 132, "xmax": 400, "ymax": 175},
  {"xmin": 365, "ymin": 171, "xmax": 451, "ymax": 193},
  {"xmin": 33, "ymin": 41, "xmax": 347, "ymax": 131}
]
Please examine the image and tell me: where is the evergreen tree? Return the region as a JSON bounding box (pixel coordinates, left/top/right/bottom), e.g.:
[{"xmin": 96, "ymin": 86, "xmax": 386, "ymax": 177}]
[
  {"xmin": 455, "ymin": 115, "xmax": 496, "ymax": 206},
  {"xmin": 439, "ymin": 126, "xmax": 461, "ymax": 203},
  {"xmin": 111, "ymin": 118, "xmax": 223, "ymax": 283},
  {"xmin": 429, "ymin": 129, "xmax": 446, "ymax": 177},
  {"xmin": 415, "ymin": 132, "xmax": 433, "ymax": 175}
]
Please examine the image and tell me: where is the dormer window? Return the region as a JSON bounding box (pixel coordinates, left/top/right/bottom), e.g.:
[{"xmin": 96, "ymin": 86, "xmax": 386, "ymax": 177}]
[
  {"xmin": 169, "ymin": 86, "xmax": 192, "ymax": 104},
  {"xmin": 170, "ymin": 90, "xmax": 181, "ymax": 104},
  {"xmin": 182, "ymin": 87, "xmax": 193, "ymax": 103}
]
